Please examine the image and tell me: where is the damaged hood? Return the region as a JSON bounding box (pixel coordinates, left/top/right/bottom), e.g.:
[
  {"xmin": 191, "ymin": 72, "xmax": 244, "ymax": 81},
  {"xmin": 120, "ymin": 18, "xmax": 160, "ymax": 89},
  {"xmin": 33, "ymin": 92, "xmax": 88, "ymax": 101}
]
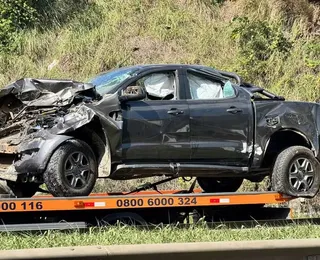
[
  {"xmin": 1, "ymin": 78, "xmax": 101, "ymax": 107},
  {"xmin": 0, "ymin": 78, "xmax": 118, "ymax": 151}
]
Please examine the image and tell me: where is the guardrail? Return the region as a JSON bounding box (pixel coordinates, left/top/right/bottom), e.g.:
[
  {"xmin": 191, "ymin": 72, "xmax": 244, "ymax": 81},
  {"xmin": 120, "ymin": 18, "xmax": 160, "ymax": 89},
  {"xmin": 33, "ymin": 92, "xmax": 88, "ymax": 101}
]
[{"xmin": 1, "ymin": 239, "xmax": 320, "ymax": 260}]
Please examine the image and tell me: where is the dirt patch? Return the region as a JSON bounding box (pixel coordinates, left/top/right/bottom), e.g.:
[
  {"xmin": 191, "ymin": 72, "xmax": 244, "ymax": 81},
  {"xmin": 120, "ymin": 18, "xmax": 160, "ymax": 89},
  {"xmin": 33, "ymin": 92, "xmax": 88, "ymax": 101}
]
[{"xmin": 124, "ymin": 36, "xmax": 187, "ymax": 64}]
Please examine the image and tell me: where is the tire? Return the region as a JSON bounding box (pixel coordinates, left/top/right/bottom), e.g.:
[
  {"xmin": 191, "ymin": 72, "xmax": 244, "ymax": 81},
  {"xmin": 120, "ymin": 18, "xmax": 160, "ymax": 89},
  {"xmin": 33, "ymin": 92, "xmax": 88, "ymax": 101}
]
[
  {"xmin": 271, "ymin": 146, "xmax": 320, "ymax": 198},
  {"xmin": 43, "ymin": 139, "xmax": 98, "ymax": 197},
  {"xmin": 71, "ymin": 127, "xmax": 110, "ymax": 178},
  {"xmin": 197, "ymin": 177, "xmax": 243, "ymax": 193},
  {"xmin": 6, "ymin": 181, "xmax": 40, "ymax": 198}
]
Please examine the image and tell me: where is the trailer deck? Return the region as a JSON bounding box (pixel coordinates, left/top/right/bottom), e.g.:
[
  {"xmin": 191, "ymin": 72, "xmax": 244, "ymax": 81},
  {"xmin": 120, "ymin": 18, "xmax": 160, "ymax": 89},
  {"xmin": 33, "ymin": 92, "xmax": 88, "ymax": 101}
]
[
  {"xmin": 0, "ymin": 190, "xmax": 291, "ymax": 213},
  {"xmin": 0, "ymin": 188, "xmax": 297, "ymax": 231}
]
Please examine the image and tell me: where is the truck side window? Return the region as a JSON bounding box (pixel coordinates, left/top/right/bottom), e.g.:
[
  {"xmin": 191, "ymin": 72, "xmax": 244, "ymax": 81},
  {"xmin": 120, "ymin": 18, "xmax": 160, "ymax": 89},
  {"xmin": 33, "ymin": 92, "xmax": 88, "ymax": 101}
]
[
  {"xmin": 128, "ymin": 72, "xmax": 177, "ymax": 100},
  {"xmin": 187, "ymin": 72, "xmax": 235, "ymax": 100}
]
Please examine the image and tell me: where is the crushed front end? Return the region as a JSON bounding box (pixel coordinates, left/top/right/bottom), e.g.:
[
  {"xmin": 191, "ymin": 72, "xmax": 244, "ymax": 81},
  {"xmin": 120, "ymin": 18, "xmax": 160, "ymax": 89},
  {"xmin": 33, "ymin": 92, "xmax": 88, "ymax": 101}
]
[{"xmin": 0, "ymin": 78, "xmax": 102, "ymax": 195}]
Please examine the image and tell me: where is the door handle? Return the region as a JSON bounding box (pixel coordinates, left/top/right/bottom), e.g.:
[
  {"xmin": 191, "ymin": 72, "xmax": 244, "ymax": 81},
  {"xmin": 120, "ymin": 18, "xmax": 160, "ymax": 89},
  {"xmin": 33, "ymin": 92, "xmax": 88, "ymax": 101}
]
[
  {"xmin": 167, "ymin": 108, "xmax": 184, "ymax": 115},
  {"xmin": 227, "ymin": 107, "xmax": 243, "ymax": 114}
]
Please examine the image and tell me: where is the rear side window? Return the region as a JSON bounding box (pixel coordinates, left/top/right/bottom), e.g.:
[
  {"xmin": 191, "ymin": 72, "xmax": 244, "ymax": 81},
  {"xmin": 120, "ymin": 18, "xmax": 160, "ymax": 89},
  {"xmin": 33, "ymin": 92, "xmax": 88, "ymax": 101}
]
[{"xmin": 187, "ymin": 72, "xmax": 235, "ymax": 100}]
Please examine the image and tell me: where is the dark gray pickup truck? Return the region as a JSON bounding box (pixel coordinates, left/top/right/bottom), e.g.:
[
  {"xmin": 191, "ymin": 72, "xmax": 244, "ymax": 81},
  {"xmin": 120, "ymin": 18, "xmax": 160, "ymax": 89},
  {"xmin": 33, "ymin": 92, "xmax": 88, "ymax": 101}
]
[{"xmin": 0, "ymin": 64, "xmax": 319, "ymax": 198}]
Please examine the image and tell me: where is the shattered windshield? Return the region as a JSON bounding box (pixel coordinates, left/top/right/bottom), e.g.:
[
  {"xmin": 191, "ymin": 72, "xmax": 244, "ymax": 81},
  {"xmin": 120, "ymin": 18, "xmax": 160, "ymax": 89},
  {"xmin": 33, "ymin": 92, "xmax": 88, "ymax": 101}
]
[{"xmin": 89, "ymin": 67, "xmax": 140, "ymax": 95}]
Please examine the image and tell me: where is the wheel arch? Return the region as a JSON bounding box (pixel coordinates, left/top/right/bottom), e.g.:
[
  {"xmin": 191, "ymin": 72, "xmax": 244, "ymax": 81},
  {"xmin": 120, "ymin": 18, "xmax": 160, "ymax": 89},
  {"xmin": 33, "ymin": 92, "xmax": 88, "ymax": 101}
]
[
  {"xmin": 261, "ymin": 128, "xmax": 315, "ymax": 168},
  {"xmin": 67, "ymin": 116, "xmax": 111, "ymax": 177},
  {"xmin": 14, "ymin": 135, "xmax": 73, "ymax": 174},
  {"xmin": 14, "ymin": 116, "xmax": 111, "ymax": 178}
]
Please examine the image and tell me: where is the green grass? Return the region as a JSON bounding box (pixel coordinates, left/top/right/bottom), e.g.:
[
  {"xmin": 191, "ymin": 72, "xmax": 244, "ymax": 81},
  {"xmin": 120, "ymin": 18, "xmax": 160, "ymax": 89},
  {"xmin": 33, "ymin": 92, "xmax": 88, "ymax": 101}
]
[{"xmin": 1, "ymin": 224, "xmax": 320, "ymax": 250}]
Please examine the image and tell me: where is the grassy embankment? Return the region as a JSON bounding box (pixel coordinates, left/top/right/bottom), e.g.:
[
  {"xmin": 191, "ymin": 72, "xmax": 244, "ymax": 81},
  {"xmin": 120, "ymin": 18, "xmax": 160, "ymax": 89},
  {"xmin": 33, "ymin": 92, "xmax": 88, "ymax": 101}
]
[{"xmin": 1, "ymin": 0, "xmax": 319, "ymax": 99}]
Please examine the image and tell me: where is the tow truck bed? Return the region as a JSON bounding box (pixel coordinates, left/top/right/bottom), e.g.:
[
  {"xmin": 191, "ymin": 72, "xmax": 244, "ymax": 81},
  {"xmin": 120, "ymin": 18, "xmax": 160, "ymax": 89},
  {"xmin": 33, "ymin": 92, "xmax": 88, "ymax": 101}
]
[
  {"xmin": 0, "ymin": 190, "xmax": 296, "ymax": 231},
  {"xmin": 0, "ymin": 190, "xmax": 291, "ymax": 212}
]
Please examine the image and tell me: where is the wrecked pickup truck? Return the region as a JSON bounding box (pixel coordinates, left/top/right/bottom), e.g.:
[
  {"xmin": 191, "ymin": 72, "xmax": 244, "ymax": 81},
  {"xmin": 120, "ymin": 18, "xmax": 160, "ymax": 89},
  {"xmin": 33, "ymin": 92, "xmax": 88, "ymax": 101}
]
[{"xmin": 0, "ymin": 64, "xmax": 319, "ymax": 198}]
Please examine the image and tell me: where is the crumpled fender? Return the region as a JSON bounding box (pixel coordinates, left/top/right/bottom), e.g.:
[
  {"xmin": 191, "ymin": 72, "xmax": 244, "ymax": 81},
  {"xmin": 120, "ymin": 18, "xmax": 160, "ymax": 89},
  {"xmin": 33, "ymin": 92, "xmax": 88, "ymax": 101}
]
[
  {"xmin": 14, "ymin": 132, "xmax": 73, "ymax": 174},
  {"xmin": 13, "ymin": 105, "xmax": 99, "ymax": 175}
]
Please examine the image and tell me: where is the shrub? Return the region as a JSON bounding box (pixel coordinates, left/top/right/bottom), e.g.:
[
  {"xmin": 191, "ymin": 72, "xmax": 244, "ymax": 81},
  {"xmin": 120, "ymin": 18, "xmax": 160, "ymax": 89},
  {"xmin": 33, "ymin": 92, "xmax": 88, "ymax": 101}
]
[
  {"xmin": 0, "ymin": 0, "xmax": 38, "ymax": 49},
  {"xmin": 231, "ymin": 16, "xmax": 292, "ymax": 81},
  {"xmin": 303, "ymin": 40, "xmax": 320, "ymax": 72}
]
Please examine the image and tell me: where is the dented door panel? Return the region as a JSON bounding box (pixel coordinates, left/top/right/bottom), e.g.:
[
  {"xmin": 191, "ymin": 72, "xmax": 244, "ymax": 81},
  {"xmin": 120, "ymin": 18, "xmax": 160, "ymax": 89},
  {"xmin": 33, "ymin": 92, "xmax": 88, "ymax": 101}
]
[{"xmin": 121, "ymin": 100, "xmax": 190, "ymax": 161}]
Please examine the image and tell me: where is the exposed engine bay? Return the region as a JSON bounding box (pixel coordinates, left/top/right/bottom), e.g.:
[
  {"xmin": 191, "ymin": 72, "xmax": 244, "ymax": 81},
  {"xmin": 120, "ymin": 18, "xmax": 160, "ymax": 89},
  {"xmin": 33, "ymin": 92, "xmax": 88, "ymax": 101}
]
[
  {"xmin": 0, "ymin": 78, "xmax": 103, "ymax": 188},
  {"xmin": 0, "ymin": 95, "xmax": 68, "ymax": 151}
]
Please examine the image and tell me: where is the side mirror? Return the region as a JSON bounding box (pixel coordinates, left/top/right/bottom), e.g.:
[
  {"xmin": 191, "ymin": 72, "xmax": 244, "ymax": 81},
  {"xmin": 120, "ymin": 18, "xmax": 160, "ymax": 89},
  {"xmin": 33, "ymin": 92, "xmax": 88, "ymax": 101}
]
[{"xmin": 119, "ymin": 85, "xmax": 146, "ymax": 102}]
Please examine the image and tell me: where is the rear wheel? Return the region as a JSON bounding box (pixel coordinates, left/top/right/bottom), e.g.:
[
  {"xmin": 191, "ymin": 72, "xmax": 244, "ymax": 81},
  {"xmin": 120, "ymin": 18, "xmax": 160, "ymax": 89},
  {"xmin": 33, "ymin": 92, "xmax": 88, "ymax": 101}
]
[
  {"xmin": 271, "ymin": 145, "xmax": 320, "ymax": 197},
  {"xmin": 43, "ymin": 139, "xmax": 98, "ymax": 197},
  {"xmin": 197, "ymin": 177, "xmax": 243, "ymax": 193}
]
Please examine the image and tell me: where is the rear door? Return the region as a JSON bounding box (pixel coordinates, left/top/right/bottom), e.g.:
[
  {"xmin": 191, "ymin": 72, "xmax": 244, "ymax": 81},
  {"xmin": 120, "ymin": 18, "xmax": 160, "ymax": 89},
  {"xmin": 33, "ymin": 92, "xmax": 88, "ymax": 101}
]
[
  {"xmin": 121, "ymin": 69, "xmax": 191, "ymax": 162},
  {"xmin": 184, "ymin": 69, "xmax": 253, "ymax": 166}
]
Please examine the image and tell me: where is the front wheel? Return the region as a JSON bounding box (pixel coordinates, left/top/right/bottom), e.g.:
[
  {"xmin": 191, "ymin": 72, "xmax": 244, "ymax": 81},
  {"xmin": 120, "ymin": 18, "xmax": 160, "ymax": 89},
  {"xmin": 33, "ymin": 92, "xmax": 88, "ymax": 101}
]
[
  {"xmin": 271, "ymin": 146, "xmax": 320, "ymax": 198},
  {"xmin": 43, "ymin": 139, "xmax": 98, "ymax": 197},
  {"xmin": 197, "ymin": 177, "xmax": 243, "ymax": 193}
]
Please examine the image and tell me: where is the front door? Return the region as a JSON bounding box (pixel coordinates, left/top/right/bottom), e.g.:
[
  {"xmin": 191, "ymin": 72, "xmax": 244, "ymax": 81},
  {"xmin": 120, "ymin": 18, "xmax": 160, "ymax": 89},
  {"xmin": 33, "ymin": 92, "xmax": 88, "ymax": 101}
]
[
  {"xmin": 185, "ymin": 69, "xmax": 253, "ymax": 166},
  {"xmin": 121, "ymin": 70, "xmax": 191, "ymax": 162}
]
